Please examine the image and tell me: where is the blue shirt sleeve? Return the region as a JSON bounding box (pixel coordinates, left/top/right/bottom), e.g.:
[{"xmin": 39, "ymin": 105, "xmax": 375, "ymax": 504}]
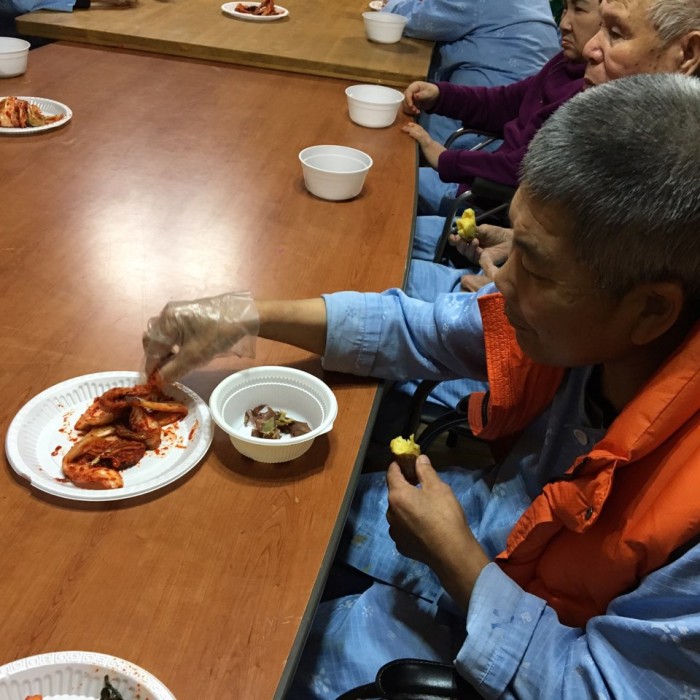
[
  {"xmin": 458, "ymin": 548, "xmax": 700, "ymax": 698},
  {"xmin": 321, "ymin": 286, "xmax": 492, "ymax": 381},
  {"xmin": 0, "ymin": 0, "xmax": 75, "ymax": 12},
  {"xmin": 382, "ymin": 0, "xmax": 479, "ymax": 42}
]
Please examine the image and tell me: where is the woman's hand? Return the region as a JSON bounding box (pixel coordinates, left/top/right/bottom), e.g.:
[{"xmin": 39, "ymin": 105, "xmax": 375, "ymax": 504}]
[
  {"xmin": 402, "ymin": 81, "xmax": 440, "ymax": 115},
  {"xmin": 386, "ymin": 455, "xmax": 489, "ymax": 612},
  {"xmin": 402, "ymin": 122, "xmax": 445, "ymax": 169}
]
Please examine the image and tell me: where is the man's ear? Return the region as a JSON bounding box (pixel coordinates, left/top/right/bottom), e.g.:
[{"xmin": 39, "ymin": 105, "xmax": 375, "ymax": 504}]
[
  {"xmin": 629, "ymin": 282, "xmax": 685, "ymax": 346},
  {"xmin": 680, "ymin": 31, "xmax": 700, "ymax": 76}
]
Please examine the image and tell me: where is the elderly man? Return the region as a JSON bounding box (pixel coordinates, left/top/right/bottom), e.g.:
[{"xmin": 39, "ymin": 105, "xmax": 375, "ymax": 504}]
[
  {"xmin": 144, "ymin": 73, "xmax": 700, "ymax": 698},
  {"xmin": 300, "ymin": 73, "xmax": 700, "ymax": 698}
]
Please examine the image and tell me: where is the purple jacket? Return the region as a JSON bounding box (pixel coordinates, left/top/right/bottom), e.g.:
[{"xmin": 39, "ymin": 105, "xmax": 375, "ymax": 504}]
[{"xmin": 431, "ymin": 52, "xmax": 585, "ymax": 193}]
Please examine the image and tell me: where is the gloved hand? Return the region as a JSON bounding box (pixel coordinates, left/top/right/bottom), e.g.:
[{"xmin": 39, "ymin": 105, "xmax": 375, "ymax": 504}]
[{"xmin": 143, "ymin": 292, "xmax": 259, "ymax": 383}]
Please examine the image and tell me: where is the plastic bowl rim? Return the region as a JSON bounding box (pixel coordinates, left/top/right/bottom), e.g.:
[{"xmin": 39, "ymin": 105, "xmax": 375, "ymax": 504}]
[
  {"xmin": 209, "ymin": 366, "xmax": 338, "ymax": 446},
  {"xmin": 299, "ymin": 145, "xmax": 373, "ymax": 174},
  {"xmin": 345, "ymin": 84, "xmax": 404, "ymax": 106}
]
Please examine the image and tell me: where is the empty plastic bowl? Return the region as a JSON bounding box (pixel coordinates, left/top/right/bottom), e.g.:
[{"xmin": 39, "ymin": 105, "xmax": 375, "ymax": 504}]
[
  {"xmin": 346, "ymin": 84, "xmax": 404, "ymax": 128},
  {"xmin": 299, "ymin": 145, "xmax": 373, "ymax": 201},
  {"xmin": 362, "ymin": 11, "xmax": 407, "ymax": 44},
  {"xmin": 0, "ymin": 37, "xmax": 30, "ymax": 78},
  {"xmin": 209, "ymin": 366, "xmax": 338, "ymax": 464}
]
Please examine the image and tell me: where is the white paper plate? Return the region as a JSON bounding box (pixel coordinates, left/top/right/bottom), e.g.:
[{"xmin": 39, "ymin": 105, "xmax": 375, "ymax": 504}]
[
  {"xmin": 221, "ymin": 1, "xmax": 289, "ymax": 20},
  {"xmin": 5, "ymin": 371, "xmax": 213, "ymax": 502},
  {"xmin": 368, "ymin": 1, "xmax": 384, "ymax": 10},
  {"xmin": 0, "ymin": 96, "xmax": 72, "ymax": 135},
  {"xmin": 0, "ymin": 651, "xmax": 175, "ymax": 700}
]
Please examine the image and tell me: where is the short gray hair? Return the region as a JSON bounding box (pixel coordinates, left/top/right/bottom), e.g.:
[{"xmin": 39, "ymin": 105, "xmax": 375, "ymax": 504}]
[
  {"xmin": 520, "ymin": 73, "xmax": 700, "ymax": 312},
  {"xmin": 648, "ymin": 0, "xmax": 700, "ymax": 45}
]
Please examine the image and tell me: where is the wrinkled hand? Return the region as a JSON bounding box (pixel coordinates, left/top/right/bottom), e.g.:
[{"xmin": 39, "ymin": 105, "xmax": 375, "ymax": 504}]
[
  {"xmin": 448, "ymin": 223, "xmax": 513, "ymax": 284},
  {"xmin": 402, "ymin": 122, "xmax": 445, "ymax": 169},
  {"xmin": 386, "ymin": 455, "xmax": 489, "ymax": 611},
  {"xmin": 143, "ymin": 291, "xmax": 259, "ymax": 383},
  {"xmin": 402, "ymin": 81, "xmax": 439, "ymax": 115}
]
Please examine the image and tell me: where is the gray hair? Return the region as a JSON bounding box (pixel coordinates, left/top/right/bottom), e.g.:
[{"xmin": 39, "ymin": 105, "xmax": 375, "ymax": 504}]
[
  {"xmin": 648, "ymin": 0, "xmax": 700, "ymax": 45},
  {"xmin": 520, "ymin": 73, "xmax": 700, "ymax": 312}
]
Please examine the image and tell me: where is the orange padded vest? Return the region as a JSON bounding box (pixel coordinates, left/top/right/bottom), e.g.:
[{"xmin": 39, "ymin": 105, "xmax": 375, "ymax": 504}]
[{"xmin": 468, "ymin": 293, "xmax": 700, "ymax": 627}]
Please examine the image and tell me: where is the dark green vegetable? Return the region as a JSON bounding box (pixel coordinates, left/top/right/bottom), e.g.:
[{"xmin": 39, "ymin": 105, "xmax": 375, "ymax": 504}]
[{"xmin": 100, "ymin": 675, "xmax": 125, "ymax": 700}]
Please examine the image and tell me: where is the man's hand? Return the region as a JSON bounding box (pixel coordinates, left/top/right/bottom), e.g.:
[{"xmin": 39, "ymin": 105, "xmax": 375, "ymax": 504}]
[
  {"xmin": 402, "ymin": 122, "xmax": 445, "ymax": 169},
  {"xmin": 402, "ymin": 81, "xmax": 440, "ymax": 115},
  {"xmin": 447, "ymin": 223, "xmax": 513, "ymax": 288},
  {"xmin": 386, "ymin": 455, "xmax": 489, "ymax": 612}
]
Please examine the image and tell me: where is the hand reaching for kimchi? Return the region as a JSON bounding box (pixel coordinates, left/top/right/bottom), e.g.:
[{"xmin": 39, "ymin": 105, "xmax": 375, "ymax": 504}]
[{"xmin": 62, "ymin": 383, "xmax": 188, "ymax": 489}]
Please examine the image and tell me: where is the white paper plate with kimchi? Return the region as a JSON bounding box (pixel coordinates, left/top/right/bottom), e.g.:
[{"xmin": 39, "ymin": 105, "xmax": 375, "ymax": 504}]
[
  {"xmin": 221, "ymin": 1, "xmax": 289, "ymax": 20},
  {"xmin": 0, "ymin": 96, "xmax": 72, "ymax": 135},
  {"xmin": 4, "ymin": 371, "xmax": 213, "ymax": 502},
  {"xmin": 0, "ymin": 650, "xmax": 176, "ymax": 699}
]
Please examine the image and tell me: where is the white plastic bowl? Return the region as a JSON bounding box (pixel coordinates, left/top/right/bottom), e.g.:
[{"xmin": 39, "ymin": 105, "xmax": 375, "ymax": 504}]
[
  {"xmin": 209, "ymin": 366, "xmax": 338, "ymax": 463},
  {"xmin": 346, "ymin": 84, "xmax": 404, "ymax": 128},
  {"xmin": 0, "ymin": 37, "xmax": 30, "ymax": 78},
  {"xmin": 362, "ymin": 11, "xmax": 406, "ymax": 44},
  {"xmin": 299, "ymin": 145, "xmax": 373, "ymax": 201}
]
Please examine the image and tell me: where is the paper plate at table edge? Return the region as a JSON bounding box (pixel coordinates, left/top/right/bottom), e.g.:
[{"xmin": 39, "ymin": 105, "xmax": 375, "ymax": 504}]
[
  {"xmin": 4, "ymin": 371, "xmax": 213, "ymax": 502},
  {"xmin": 221, "ymin": 1, "xmax": 289, "ymax": 20},
  {"xmin": 0, "ymin": 96, "xmax": 72, "ymax": 135},
  {"xmin": 0, "ymin": 650, "xmax": 176, "ymax": 700}
]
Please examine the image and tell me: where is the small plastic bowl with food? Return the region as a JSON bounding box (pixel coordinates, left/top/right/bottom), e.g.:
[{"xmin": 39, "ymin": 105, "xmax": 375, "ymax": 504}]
[
  {"xmin": 362, "ymin": 11, "xmax": 407, "ymax": 44},
  {"xmin": 0, "ymin": 37, "xmax": 30, "ymax": 78},
  {"xmin": 299, "ymin": 145, "xmax": 373, "ymax": 201},
  {"xmin": 345, "ymin": 84, "xmax": 404, "ymax": 128},
  {"xmin": 209, "ymin": 366, "xmax": 338, "ymax": 463}
]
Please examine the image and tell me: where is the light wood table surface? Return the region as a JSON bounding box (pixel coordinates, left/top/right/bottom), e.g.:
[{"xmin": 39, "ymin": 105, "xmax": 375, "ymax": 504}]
[
  {"xmin": 0, "ymin": 42, "xmax": 416, "ymax": 699},
  {"xmin": 17, "ymin": 0, "xmax": 434, "ymax": 86}
]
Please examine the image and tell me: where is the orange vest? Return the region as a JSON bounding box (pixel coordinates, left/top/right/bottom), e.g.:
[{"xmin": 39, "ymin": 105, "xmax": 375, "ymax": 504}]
[{"xmin": 468, "ymin": 293, "xmax": 700, "ymax": 627}]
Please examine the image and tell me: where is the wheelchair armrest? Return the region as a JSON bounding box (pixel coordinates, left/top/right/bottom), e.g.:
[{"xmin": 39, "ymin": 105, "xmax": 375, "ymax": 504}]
[
  {"xmin": 470, "ymin": 177, "xmax": 516, "ymax": 208},
  {"xmin": 444, "ymin": 128, "xmax": 502, "ymax": 151},
  {"xmin": 376, "ymin": 658, "xmax": 483, "ymax": 700}
]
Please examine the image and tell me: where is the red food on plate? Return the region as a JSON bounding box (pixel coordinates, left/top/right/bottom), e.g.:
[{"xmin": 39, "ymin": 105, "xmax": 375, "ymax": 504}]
[
  {"xmin": 234, "ymin": 0, "xmax": 281, "ymax": 14},
  {"xmin": 0, "ymin": 96, "xmax": 62, "ymax": 128},
  {"xmin": 63, "ymin": 382, "xmax": 188, "ymax": 489}
]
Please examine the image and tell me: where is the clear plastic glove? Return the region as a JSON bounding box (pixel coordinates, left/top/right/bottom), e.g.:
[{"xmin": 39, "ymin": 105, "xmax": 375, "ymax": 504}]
[{"xmin": 143, "ymin": 292, "xmax": 259, "ymax": 383}]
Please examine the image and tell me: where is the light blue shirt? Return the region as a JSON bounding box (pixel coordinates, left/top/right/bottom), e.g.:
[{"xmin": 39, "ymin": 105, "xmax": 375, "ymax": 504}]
[{"xmin": 0, "ymin": 0, "xmax": 74, "ymax": 13}]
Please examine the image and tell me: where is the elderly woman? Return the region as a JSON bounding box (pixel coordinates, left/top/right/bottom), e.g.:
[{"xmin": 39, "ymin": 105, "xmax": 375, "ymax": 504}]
[
  {"xmin": 380, "ymin": 0, "xmax": 560, "ymax": 145},
  {"xmin": 286, "ymin": 73, "xmax": 700, "ymax": 699},
  {"xmin": 406, "ymin": 0, "xmax": 602, "ymax": 218},
  {"xmin": 407, "ymin": 0, "xmax": 700, "ymax": 302}
]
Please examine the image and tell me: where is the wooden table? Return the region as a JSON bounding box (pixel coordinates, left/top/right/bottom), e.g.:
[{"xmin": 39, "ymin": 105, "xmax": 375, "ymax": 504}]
[
  {"xmin": 0, "ymin": 43, "xmax": 415, "ymax": 699},
  {"xmin": 17, "ymin": 0, "xmax": 434, "ymax": 86}
]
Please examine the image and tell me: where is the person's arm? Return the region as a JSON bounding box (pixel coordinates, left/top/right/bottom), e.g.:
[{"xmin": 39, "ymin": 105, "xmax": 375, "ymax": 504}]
[
  {"xmin": 428, "ymin": 76, "xmax": 535, "ymax": 130},
  {"xmin": 143, "ymin": 286, "xmax": 493, "ymax": 383},
  {"xmin": 456, "ymin": 544, "xmax": 700, "ymax": 698},
  {"xmin": 321, "ymin": 287, "xmax": 492, "ymax": 382},
  {"xmin": 257, "ymin": 298, "xmax": 327, "ymax": 355},
  {"xmin": 436, "ymin": 141, "xmax": 527, "ymax": 188},
  {"xmin": 4, "ymin": 0, "xmax": 76, "ymax": 11},
  {"xmin": 382, "ymin": 0, "xmax": 478, "ymax": 42}
]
